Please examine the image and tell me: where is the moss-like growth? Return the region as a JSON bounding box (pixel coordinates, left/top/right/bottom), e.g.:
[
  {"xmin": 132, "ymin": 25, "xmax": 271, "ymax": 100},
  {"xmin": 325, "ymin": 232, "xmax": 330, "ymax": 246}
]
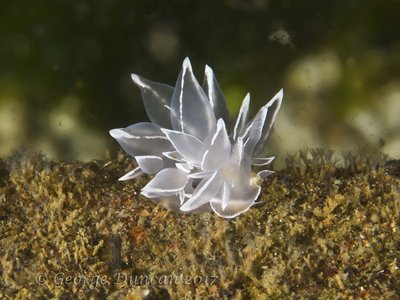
[{"xmin": 0, "ymin": 149, "xmax": 399, "ymax": 299}]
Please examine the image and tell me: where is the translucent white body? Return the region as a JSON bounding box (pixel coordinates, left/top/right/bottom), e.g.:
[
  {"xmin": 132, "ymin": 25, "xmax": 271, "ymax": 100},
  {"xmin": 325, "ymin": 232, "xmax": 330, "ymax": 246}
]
[{"xmin": 110, "ymin": 58, "xmax": 283, "ymax": 218}]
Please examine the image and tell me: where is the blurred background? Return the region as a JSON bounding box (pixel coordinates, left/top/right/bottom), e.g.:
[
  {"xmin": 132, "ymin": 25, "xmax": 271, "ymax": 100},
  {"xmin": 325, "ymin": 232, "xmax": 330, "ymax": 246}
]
[{"xmin": 0, "ymin": 0, "xmax": 399, "ymax": 164}]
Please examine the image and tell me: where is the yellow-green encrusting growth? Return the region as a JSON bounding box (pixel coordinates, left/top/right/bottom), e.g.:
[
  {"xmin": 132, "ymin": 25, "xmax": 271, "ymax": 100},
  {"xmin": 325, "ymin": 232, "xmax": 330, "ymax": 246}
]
[{"xmin": 0, "ymin": 149, "xmax": 399, "ymax": 299}]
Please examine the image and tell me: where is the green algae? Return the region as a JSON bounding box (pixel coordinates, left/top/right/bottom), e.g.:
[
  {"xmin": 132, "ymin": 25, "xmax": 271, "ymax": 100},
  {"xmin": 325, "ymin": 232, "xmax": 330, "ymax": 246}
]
[{"xmin": 0, "ymin": 150, "xmax": 399, "ymax": 299}]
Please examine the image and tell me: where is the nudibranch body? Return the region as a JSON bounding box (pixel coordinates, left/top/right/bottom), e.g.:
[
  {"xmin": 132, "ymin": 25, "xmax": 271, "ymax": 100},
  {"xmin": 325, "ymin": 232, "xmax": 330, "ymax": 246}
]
[{"xmin": 110, "ymin": 58, "xmax": 283, "ymax": 218}]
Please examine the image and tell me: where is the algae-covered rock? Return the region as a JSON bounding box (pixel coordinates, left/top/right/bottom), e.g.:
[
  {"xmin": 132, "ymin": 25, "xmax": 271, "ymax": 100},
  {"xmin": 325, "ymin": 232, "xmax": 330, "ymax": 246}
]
[{"xmin": 0, "ymin": 150, "xmax": 399, "ymax": 299}]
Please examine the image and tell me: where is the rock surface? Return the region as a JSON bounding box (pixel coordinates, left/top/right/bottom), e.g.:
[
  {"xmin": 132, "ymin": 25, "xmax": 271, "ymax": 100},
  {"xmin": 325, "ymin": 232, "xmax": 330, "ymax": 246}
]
[{"xmin": 0, "ymin": 150, "xmax": 399, "ymax": 299}]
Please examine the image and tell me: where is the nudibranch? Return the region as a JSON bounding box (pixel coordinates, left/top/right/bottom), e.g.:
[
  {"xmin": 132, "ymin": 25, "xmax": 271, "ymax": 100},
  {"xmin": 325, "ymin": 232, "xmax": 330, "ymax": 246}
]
[{"xmin": 110, "ymin": 58, "xmax": 283, "ymax": 218}]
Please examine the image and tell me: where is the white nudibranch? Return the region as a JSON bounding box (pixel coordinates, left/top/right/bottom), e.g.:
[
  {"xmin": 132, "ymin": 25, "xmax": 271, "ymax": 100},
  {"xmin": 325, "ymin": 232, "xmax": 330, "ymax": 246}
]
[{"xmin": 109, "ymin": 58, "xmax": 283, "ymax": 218}]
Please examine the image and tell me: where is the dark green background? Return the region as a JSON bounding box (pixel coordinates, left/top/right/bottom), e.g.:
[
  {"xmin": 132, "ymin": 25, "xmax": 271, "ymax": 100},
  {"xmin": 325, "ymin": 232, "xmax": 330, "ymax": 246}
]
[{"xmin": 1, "ymin": 0, "xmax": 399, "ymax": 160}]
